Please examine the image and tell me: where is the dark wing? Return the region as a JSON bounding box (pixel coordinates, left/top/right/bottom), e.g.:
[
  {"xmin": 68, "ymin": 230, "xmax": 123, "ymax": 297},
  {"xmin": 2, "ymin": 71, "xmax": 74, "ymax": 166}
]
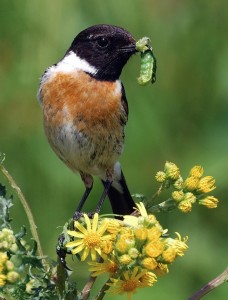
[{"xmin": 120, "ymin": 82, "xmax": 129, "ymax": 125}]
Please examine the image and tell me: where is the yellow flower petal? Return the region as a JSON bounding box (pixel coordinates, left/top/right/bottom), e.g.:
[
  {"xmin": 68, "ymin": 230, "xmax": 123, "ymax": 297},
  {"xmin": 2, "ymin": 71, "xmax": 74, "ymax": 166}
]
[
  {"xmin": 135, "ymin": 202, "xmax": 148, "ymax": 217},
  {"xmin": 90, "ymin": 248, "xmax": 97, "ymax": 261},
  {"xmin": 91, "ymin": 213, "xmax": 99, "ymax": 232},
  {"xmin": 75, "ymin": 222, "xmax": 88, "ymax": 235},
  {"xmin": 84, "ymin": 214, "xmax": 92, "ymax": 232},
  {"xmin": 66, "ymin": 240, "xmax": 83, "ymax": 248},
  {"xmin": 81, "ymin": 247, "xmax": 90, "ymax": 261},
  {"xmin": 71, "ymin": 244, "xmax": 85, "ymax": 255},
  {"xmin": 67, "ymin": 230, "xmax": 84, "ymax": 238}
]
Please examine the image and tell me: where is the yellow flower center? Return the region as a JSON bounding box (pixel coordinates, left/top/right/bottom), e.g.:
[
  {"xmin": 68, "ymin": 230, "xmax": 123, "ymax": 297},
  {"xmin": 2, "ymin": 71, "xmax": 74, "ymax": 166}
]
[
  {"xmin": 84, "ymin": 233, "xmax": 101, "ymax": 248},
  {"xmin": 122, "ymin": 279, "xmax": 138, "ymax": 292},
  {"xmin": 107, "ymin": 262, "xmax": 118, "ymax": 274}
]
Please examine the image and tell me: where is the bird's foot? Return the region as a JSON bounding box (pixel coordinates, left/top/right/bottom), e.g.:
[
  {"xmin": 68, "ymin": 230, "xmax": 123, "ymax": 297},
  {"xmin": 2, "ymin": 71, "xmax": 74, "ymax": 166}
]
[
  {"xmin": 73, "ymin": 211, "xmax": 95, "ymax": 220},
  {"xmin": 56, "ymin": 233, "xmax": 71, "ymax": 271}
]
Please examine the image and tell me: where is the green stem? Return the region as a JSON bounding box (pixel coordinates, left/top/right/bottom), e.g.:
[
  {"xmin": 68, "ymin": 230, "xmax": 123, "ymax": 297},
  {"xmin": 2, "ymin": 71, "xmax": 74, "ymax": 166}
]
[
  {"xmin": 56, "ymin": 257, "xmax": 68, "ymax": 298},
  {"xmin": 0, "ymin": 164, "xmax": 44, "ymax": 260},
  {"xmin": 94, "ymin": 279, "xmax": 112, "ymax": 300},
  {"xmin": 148, "ymin": 198, "xmax": 177, "ymax": 213},
  {"xmin": 188, "ymin": 267, "xmax": 228, "ymax": 300},
  {"xmin": 151, "ymin": 183, "xmax": 165, "ymax": 202}
]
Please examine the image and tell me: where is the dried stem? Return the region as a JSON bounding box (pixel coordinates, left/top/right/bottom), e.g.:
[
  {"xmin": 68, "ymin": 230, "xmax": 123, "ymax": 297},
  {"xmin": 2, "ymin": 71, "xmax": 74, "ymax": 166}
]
[
  {"xmin": 80, "ymin": 274, "xmax": 97, "ymax": 300},
  {"xmin": 0, "ymin": 163, "xmax": 45, "ymax": 262},
  {"xmin": 188, "ymin": 267, "xmax": 228, "ymax": 300}
]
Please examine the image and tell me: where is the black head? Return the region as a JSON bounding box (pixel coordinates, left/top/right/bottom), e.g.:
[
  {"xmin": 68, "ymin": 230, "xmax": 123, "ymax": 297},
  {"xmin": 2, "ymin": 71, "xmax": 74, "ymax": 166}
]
[{"xmin": 66, "ymin": 24, "xmax": 136, "ymax": 81}]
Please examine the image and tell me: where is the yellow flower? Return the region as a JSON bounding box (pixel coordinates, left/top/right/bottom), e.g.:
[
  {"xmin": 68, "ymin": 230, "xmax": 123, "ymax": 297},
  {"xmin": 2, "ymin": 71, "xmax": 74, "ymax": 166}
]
[
  {"xmin": 88, "ymin": 258, "xmax": 118, "ymax": 277},
  {"xmin": 172, "ymin": 190, "xmax": 184, "ymax": 202},
  {"xmin": 189, "ymin": 165, "xmax": 204, "ymax": 178},
  {"xmin": 155, "ymin": 171, "xmax": 166, "ymax": 183},
  {"xmin": 141, "ymin": 257, "xmax": 158, "ymax": 270},
  {"xmin": 107, "ymin": 267, "xmax": 152, "ymax": 300},
  {"xmin": 66, "ymin": 213, "xmax": 111, "ymax": 261},
  {"xmin": 184, "ymin": 192, "xmax": 196, "ymax": 203},
  {"xmin": 165, "ymin": 233, "xmax": 188, "ymax": 257},
  {"xmin": 144, "ymin": 240, "xmax": 164, "ymax": 258},
  {"xmin": 105, "ymin": 218, "xmax": 123, "ymax": 235},
  {"xmin": 147, "ymin": 226, "xmax": 162, "ymax": 242},
  {"xmin": 198, "ymin": 196, "xmax": 219, "ymax": 208},
  {"xmin": 0, "ymin": 252, "xmax": 19, "ymax": 286},
  {"xmin": 184, "ymin": 176, "xmax": 199, "ymax": 191},
  {"xmin": 178, "ymin": 200, "xmax": 192, "ymax": 213},
  {"xmin": 164, "ymin": 161, "xmax": 180, "ymax": 180},
  {"xmin": 0, "ymin": 274, "xmax": 6, "ymax": 287},
  {"xmin": 0, "ymin": 229, "xmax": 16, "ymax": 251},
  {"xmin": 119, "ymin": 254, "xmax": 133, "ymax": 265},
  {"xmin": 139, "ymin": 271, "xmax": 157, "ymax": 287},
  {"xmin": 173, "ymin": 176, "xmax": 184, "ymax": 190},
  {"xmin": 161, "ymin": 248, "xmax": 177, "ymax": 263},
  {"xmin": 197, "ymin": 176, "xmax": 216, "ymax": 193},
  {"xmin": 0, "ymin": 252, "xmax": 8, "ymax": 264},
  {"xmin": 115, "ymin": 234, "xmax": 134, "ymax": 254},
  {"xmin": 100, "ymin": 240, "xmax": 113, "ymax": 255},
  {"xmin": 135, "ymin": 202, "xmax": 148, "ymax": 217},
  {"xmin": 123, "ymin": 202, "xmax": 148, "ymax": 228},
  {"xmin": 124, "ymin": 202, "xmax": 157, "ymax": 229},
  {"xmin": 153, "ymin": 263, "xmax": 169, "ymax": 276},
  {"xmin": 128, "ymin": 248, "xmax": 139, "ymax": 259},
  {"xmin": 134, "ymin": 227, "xmax": 148, "ymax": 241}
]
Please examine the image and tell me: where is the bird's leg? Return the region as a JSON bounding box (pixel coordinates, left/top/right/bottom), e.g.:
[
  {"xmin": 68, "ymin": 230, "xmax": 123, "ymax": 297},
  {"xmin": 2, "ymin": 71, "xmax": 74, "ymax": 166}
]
[
  {"xmin": 57, "ymin": 173, "xmax": 93, "ymax": 269},
  {"xmin": 95, "ymin": 169, "xmax": 113, "ymax": 213},
  {"xmin": 73, "ymin": 172, "xmax": 93, "ymax": 220}
]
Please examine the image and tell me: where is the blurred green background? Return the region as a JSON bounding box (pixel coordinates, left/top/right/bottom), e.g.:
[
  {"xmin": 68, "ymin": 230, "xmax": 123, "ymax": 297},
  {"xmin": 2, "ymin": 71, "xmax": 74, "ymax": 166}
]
[{"xmin": 1, "ymin": 0, "xmax": 228, "ymax": 299}]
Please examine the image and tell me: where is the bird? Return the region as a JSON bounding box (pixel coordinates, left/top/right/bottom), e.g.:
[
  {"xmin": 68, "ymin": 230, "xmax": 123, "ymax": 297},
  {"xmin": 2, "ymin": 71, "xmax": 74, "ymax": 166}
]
[{"xmin": 37, "ymin": 24, "xmax": 136, "ymax": 218}]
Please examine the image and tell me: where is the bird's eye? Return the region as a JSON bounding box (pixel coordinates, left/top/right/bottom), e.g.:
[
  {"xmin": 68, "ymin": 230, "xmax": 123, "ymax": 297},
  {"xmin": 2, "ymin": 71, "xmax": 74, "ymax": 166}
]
[{"xmin": 96, "ymin": 37, "xmax": 110, "ymax": 48}]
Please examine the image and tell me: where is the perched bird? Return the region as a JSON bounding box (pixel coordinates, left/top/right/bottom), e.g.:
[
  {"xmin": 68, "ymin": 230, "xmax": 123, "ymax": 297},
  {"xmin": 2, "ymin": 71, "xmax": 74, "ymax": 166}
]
[{"xmin": 37, "ymin": 24, "xmax": 136, "ymax": 217}]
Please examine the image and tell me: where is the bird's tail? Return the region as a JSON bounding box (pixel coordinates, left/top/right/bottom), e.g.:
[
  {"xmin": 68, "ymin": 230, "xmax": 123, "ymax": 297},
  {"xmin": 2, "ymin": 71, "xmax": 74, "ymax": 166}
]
[{"xmin": 101, "ymin": 169, "xmax": 135, "ymax": 215}]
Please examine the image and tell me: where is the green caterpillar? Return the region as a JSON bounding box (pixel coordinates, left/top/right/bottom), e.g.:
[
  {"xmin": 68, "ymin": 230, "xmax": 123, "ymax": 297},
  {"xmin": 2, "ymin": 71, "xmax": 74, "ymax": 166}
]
[
  {"xmin": 136, "ymin": 37, "xmax": 157, "ymax": 85},
  {"xmin": 138, "ymin": 49, "xmax": 157, "ymax": 85}
]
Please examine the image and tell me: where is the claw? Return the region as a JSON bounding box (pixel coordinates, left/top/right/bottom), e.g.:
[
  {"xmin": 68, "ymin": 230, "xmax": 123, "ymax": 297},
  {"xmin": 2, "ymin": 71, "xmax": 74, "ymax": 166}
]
[
  {"xmin": 73, "ymin": 211, "xmax": 84, "ymax": 220},
  {"xmin": 73, "ymin": 211, "xmax": 96, "ymax": 221}
]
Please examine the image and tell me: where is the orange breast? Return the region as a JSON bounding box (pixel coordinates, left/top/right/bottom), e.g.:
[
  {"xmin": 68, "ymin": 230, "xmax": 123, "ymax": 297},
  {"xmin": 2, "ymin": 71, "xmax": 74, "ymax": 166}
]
[
  {"xmin": 39, "ymin": 70, "xmax": 126, "ymax": 174},
  {"xmin": 40, "ymin": 70, "xmax": 124, "ymax": 138}
]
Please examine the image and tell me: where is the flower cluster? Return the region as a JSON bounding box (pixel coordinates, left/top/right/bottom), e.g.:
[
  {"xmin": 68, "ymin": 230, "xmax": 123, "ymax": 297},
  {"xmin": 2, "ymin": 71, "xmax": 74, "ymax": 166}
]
[
  {"xmin": 66, "ymin": 203, "xmax": 188, "ymax": 299},
  {"xmin": 155, "ymin": 162, "xmax": 219, "ymax": 213},
  {"xmin": 0, "ymin": 228, "xmax": 17, "ymax": 252},
  {"xmin": 0, "ymin": 251, "xmax": 19, "ymax": 287}
]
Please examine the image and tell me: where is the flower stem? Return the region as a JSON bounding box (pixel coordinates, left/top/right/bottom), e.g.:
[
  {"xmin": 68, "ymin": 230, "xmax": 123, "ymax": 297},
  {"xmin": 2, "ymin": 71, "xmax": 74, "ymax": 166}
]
[
  {"xmin": 148, "ymin": 198, "xmax": 177, "ymax": 213},
  {"xmin": 188, "ymin": 267, "xmax": 228, "ymax": 300},
  {"xmin": 151, "ymin": 183, "xmax": 165, "ymax": 202},
  {"xmin": 94, "ymin": 279, "xmax": 112, "ymax": 300},
  {"xmin": 56, "ymin": 257, "xmax": 68, "ymax": 297},
  {"xmin": 80, "ymin": 274, "xmax": 97, "ymax": 300},
  {"xmin": 0, "ymin": 164, "xmax": 44, "ymax": 260}
]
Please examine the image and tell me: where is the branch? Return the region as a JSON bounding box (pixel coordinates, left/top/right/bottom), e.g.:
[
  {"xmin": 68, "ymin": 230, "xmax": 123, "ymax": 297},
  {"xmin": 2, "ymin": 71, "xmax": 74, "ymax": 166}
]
[
  {"xmin": 188, "ymin": 267, "xmax": 228, "ymax": 300},
  {"xmin": 94, "ymin": 279, "xmax": 111, "ymax": 300},
  {"xmin": 0, "ymin": 163, "xmax": 45, "ymax": 262},
  {"xmin": 80, "ymin": 274, "xmax": 97, "ymax": 300}
]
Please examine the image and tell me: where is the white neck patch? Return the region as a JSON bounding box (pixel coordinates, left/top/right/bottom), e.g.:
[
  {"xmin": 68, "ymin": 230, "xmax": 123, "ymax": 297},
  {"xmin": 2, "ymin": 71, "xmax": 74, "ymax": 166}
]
[
  {"xmin": 37, "ymin": 51, "xmax": 98, "ymax": 104},
  {"xmin": 56, "ymin": 51, "xmax": 97, "ymax": 75}
]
